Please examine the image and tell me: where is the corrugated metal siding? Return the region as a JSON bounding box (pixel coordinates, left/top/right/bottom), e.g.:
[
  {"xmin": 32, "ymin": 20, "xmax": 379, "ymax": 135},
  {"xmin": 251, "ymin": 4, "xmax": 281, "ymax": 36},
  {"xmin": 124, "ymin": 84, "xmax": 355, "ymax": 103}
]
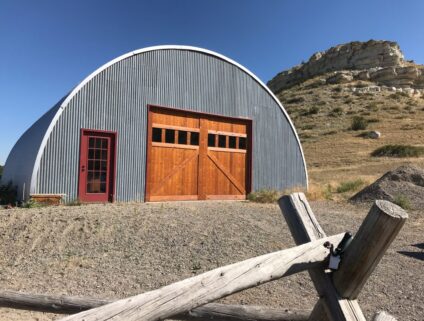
[
  {"xmin": 1, "ymin": 99, "xmax": 64, "ymax": 200},
  {"xmin": 36, "ymin": 49, "xmax": 306, "ymax": 202}
]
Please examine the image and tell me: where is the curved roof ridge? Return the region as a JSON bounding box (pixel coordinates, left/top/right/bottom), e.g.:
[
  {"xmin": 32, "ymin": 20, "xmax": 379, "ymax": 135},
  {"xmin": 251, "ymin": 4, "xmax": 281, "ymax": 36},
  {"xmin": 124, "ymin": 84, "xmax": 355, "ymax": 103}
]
[{"xmin": 30, "ymin": 45, "xmax": 308, "ymax": 193}]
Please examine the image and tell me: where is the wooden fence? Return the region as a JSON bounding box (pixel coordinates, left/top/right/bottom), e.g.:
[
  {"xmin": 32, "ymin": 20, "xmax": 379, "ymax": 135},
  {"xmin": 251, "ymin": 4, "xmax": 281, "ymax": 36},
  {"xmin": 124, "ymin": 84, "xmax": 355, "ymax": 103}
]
[{"xmin": 0, "ymin": 193, "xmax": 406, "ymax": 321}]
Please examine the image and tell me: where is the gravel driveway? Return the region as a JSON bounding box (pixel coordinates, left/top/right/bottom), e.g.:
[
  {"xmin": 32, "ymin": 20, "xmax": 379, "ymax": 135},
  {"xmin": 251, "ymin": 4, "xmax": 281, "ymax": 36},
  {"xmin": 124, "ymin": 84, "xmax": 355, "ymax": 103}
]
[{"xmin": 0, "ymin": 200, "xmax": 422, "ymax": 320}]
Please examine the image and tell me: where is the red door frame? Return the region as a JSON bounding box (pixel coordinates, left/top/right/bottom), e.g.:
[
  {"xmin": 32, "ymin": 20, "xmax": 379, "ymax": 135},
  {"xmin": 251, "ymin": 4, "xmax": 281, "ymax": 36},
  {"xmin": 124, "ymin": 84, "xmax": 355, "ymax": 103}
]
[
  {"xmin": 78, "ymin": 129, "xmax": 117, "ymax": 203},
  {"xmin": 144, "ymin": 104, "xmax": 253, "ymax": 201}
]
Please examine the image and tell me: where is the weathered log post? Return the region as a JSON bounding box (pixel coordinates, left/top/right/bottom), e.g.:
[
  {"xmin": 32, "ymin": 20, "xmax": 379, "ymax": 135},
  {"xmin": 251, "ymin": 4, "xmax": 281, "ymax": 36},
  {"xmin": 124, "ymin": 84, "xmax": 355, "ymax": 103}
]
[
  {"xmin": 59, "ymin": 233, "xmax": 344, "ymax": 321},
  {"xmin": 279, "ymin": 193, "xmax": 366, "ymax": 321},
  {"xmin": 332, "ymin": 200, "xmax": 408, "ymax": 299}
]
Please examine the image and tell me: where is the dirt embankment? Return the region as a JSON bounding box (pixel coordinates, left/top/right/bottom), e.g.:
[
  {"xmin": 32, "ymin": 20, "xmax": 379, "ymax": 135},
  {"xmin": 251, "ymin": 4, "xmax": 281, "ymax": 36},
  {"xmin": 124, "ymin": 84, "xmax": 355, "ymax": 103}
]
[
  {"xmin": 351, "ymin": 164, "xmax": 424, "ymax": 209},
  {"xmin": 0, "ymin": 201, "xmax": 422, "ymax": 320}
]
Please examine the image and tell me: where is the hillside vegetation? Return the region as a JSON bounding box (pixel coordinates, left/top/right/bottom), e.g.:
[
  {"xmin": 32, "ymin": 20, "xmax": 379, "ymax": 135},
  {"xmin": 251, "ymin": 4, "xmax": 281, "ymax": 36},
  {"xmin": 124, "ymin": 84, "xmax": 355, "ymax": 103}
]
[{"xmin": 268, "ymin": 40, "xmax": 424, "ymax": 195}]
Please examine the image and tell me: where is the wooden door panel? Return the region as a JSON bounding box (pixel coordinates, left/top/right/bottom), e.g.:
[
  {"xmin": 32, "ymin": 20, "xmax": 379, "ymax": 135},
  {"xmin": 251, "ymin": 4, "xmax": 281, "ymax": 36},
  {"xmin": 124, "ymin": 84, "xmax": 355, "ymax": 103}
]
[
  {"xmin": 152, "ymin": 110, "xmax": 200, "ymax": 128},
  {"xmin": 205, "ymin": 151, "xmax": 246, "ymax": 197},
  {"xmin": 149, "ymin": 147, "xmax": 198, "ymax": 197}
]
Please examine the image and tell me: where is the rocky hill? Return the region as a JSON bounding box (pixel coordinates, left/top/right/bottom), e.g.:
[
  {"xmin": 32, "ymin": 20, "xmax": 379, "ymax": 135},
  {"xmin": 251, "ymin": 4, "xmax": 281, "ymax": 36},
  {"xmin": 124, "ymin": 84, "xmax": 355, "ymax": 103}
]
[
  {"xmin": 267, "ymin": 40, "xmax": 424, "ymax": 196},
  {"xmin": 268, "ymin": 40, "xmax": 424, "ymax": 97}
]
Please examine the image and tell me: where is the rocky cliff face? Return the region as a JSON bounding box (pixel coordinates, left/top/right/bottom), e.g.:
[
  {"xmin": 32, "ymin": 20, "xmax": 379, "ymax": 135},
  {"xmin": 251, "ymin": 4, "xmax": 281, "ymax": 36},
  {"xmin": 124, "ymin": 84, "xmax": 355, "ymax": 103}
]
[{"xmin": 268, "ymin": 40, "xmax": 424, "ymax": 95}]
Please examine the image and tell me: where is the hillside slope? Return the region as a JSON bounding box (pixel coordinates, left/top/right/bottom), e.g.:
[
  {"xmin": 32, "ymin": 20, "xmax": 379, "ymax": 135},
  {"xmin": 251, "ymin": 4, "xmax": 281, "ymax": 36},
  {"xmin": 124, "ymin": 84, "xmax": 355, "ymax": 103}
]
[{"xmin": 268, "ymin": 40, "xmax": 424, "ymax": 191}]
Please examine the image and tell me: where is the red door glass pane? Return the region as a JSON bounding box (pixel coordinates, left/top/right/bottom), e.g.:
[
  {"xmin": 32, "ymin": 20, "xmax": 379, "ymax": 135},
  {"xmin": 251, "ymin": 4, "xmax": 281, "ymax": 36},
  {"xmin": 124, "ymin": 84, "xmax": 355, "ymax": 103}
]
[{"xmin": 86, "ymin": 137, "xmax": 109, "ymax": 193}]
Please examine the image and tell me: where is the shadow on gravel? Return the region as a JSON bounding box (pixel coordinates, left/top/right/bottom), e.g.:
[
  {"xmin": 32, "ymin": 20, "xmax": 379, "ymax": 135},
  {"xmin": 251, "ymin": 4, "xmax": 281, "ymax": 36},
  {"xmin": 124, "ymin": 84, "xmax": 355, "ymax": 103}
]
[{"xmin": 398, "ymin": 243, "xmax": 424, "ymax": 261}]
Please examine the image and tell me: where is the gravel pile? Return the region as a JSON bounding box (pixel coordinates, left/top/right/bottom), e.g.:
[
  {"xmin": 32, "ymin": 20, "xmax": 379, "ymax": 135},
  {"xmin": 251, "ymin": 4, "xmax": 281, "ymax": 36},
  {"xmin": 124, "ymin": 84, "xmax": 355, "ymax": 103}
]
[
  {"xmin": 0, "ymin": 200, "xmax": 422, "ymax": 320},
  {"xmin": 350, "ymin": 165, "xmax": 424, "ymax": 209}
]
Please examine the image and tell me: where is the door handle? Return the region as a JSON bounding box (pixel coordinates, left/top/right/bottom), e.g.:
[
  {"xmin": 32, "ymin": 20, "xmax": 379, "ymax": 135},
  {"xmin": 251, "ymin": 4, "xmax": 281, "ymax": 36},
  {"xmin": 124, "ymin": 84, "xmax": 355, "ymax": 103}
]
[{"xmin": 81, "ymin": 165, "xmax": 85, "ymax": 172}]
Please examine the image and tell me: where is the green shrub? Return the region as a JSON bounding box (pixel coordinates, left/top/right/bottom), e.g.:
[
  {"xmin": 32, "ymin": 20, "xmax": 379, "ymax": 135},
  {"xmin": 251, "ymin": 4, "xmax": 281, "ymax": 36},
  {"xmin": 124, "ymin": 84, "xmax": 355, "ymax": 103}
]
[
  {"xmin": 329, "ymin": 107, "xmax": 344, "ymax": 117},
  {"xmin": 393, "ymin": 195, "xmax": 411, "ymax": 210},
  {"xmin": 0, "ymin": 181, "xmax": 17, "ymax": 205},
  {"xmin": 247, "ymin": 189, "xmax": 281, "ymax": 203},
  {"xmin": 301, "ymin": 124, "xmax": 315, "ymax": 130},
  {"xmin": 336, "ymin": 179, "xmax": 365, "ymax": 193},
  {"xmin": 389, "ymin": 92, "xmax": 409, "ymax": 99},
  {"xmin": 350, "ymin": 116, "xmax": 368, "ymax": 130},
  {"xmin": 366, "ymin": 102, "xmax": 379, "ymax": 111},
  {"xmin": 371, "ymin": 144, "xmax": 424, "ymax": 157},
  {"xmin": 22, "ymin": 199, "xmax": 44, "ymax": 208},
  {"xmin": 302, "ymin": 106, "xmax": 320, "ymax": 116}
]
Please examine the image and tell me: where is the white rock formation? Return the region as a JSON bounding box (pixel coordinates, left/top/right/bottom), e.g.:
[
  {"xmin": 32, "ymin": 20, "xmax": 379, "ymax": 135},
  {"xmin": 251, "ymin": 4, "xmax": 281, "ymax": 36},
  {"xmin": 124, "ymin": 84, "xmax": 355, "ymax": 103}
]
[{"xmin": 268, "ymin": 40, "xmax": 424, "ymax": 94}]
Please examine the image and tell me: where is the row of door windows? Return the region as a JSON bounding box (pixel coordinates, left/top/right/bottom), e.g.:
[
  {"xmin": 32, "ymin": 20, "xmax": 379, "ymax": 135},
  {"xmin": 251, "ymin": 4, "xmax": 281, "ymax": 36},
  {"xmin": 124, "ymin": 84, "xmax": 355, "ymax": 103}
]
[
  {"xmin": 207, "ymin": 133, "xmax": 246, "ymax": 150},
  {"xmin": 152, "ymin": 127, "xmax": 199, "ymax": 145},
  {"xmin": 151, "ymin": 126, "xmax": 246, "ymax": 150}
]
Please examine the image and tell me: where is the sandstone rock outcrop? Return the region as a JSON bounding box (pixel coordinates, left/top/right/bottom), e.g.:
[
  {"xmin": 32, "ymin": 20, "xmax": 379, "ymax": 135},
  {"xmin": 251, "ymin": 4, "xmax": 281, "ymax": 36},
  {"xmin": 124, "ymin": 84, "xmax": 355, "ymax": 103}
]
[{"xmin": 268, "ymin": 40, "xmax": 424, "ymax": 94}]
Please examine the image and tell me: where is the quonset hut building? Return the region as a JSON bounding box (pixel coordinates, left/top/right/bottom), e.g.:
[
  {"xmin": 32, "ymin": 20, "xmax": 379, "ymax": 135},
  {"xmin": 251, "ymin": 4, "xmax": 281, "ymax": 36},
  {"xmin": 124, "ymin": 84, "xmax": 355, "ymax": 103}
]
[{"xmin": 2, "ymin": 46, "xmax": 307, "ymax": 203}]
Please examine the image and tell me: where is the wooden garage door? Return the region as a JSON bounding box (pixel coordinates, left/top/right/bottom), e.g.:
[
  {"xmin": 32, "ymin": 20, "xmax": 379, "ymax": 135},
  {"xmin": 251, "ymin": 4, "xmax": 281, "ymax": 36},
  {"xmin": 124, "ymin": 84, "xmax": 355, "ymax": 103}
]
[{"xmin": 145, "ymin": 106, "xmax": 251, "ymax": 201}]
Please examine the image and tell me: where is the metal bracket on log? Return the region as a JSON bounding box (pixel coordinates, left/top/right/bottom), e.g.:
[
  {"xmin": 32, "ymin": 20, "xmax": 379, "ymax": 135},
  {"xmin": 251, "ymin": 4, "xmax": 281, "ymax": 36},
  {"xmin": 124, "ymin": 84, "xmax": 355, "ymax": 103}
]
[{"xmin": 278, "ymin": 193, "xmax": 406, "ymax": 321}]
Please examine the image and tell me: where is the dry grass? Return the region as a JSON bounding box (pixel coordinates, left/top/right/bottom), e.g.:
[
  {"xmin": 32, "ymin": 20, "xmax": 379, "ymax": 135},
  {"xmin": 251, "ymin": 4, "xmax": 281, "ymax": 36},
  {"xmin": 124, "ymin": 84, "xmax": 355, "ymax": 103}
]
[{"xmin": 278, "ymin": 77, "xmax": 424, "ymax": 190}]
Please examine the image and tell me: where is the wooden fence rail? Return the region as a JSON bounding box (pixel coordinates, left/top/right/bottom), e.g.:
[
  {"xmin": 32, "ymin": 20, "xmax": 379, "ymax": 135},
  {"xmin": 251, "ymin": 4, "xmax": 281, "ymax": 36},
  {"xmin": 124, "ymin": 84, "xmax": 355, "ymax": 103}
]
[
  {"xmin": 58, "ymin": 233, "xmax": 344, "ymax": 321},
  {"xmin": 0, "ymin": 290, "xmax": 310, "ymax": 321}
]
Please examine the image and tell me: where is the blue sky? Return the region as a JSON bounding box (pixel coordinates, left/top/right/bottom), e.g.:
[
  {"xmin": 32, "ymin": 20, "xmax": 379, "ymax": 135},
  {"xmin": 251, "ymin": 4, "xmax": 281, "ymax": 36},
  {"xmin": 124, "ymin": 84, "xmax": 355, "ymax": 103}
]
[{"xmin": 1, "ymin": 0, "xmax": 424, "ymax": 164}]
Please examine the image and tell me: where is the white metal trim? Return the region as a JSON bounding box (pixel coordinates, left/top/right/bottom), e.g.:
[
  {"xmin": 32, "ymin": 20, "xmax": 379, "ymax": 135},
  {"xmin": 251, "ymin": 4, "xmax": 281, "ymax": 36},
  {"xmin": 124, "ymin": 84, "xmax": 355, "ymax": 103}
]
[{"xmin": 30, "ymin": 45, "xmax": 308, "ymax": 193}]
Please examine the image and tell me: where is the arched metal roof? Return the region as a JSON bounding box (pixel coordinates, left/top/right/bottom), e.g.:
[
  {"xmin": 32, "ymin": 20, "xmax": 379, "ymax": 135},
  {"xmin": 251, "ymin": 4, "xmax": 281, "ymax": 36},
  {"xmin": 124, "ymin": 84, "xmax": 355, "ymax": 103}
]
[{"xmin": 30, "ymin": 45, "xmax": 308, "ymax": 193}]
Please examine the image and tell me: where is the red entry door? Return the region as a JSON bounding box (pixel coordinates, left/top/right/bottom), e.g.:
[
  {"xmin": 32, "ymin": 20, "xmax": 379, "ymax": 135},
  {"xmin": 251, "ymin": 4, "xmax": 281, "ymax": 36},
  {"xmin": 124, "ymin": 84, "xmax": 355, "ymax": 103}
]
[{"xmin": 78, "ymin": 129, "xmax": 116, "ymax": 202}]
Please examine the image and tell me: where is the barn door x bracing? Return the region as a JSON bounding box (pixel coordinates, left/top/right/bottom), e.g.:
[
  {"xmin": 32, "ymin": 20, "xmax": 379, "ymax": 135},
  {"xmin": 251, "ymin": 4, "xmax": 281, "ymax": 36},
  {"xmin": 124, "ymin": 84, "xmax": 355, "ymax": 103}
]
[
  {"xmin": 78, "ymin": 129, "xmax": 117, "ymax": 202},
  {"xmin": 146, "ymin": 106, "xmax": 252, "ymax": 201}
]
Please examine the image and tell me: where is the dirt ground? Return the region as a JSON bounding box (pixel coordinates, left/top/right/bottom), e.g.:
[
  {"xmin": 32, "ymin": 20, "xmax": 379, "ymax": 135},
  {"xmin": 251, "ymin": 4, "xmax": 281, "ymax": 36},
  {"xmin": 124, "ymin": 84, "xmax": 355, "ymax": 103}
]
[{"xmin": 0, "ymin": 200, "xmax": 422, "ymax": 320}]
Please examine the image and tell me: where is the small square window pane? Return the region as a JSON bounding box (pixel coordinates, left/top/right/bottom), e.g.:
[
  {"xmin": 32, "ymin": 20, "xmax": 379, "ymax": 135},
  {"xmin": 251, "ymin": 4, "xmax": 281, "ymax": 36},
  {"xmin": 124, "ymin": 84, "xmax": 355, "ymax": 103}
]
[
  {"xmin": 165, "ymin": 129, "xmax": 175, "ymax": 143},
  {"xmin": 100, "ymin": 183, "xmax": 106, "ymax": 193},
  {"xmin": 89, "ymin": 138, "xmax": 95, "ymax": 148},
  {"xmin": 88, "ymin": 160, "xmax": 94, "ymax": 170},
  {"xmin": 218, "ymin": 135, "xmax": 226, "ymax": 148},
  {"xmin": 190, "ymin": 132, "xmax": 199, "ymax": 145},
  {"xmin": 95, "ymin": 162, "xmax": 100, "ymax": 170},
  {"xmin": 178, "ymin": 131, "xmax": 188, "ymax": 144},
  {"xmin": 95, "ymin": 150, "xmax": 101, "ymax": 159},
  {"xmin": 102, "ymin": 139, "xmax": 108, "ymax": 149},
  {"xmin": 239, "ymin": 137, "xmax": 247, "ymax": 150},
  {"xmin": 208, "ymin": 134, "xmax": 216, "ymax": 147},
  {"xmin": 101, "ymin": 150, "xmax": 107, "ymax": 160},
  {"xmin": 229, "ymin": 136, "xmax": 236, "ymax": 149},
  {"xmin": 152, "ymin": 128, "xmax": 162, "ymax": 142},
  {"xmin": 88, "ymin": 149, "xmax": 94, "ymax": 159},
  {"xmin": 95, "ymin": 139, "xmax": 102, "ymax": 148}
]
